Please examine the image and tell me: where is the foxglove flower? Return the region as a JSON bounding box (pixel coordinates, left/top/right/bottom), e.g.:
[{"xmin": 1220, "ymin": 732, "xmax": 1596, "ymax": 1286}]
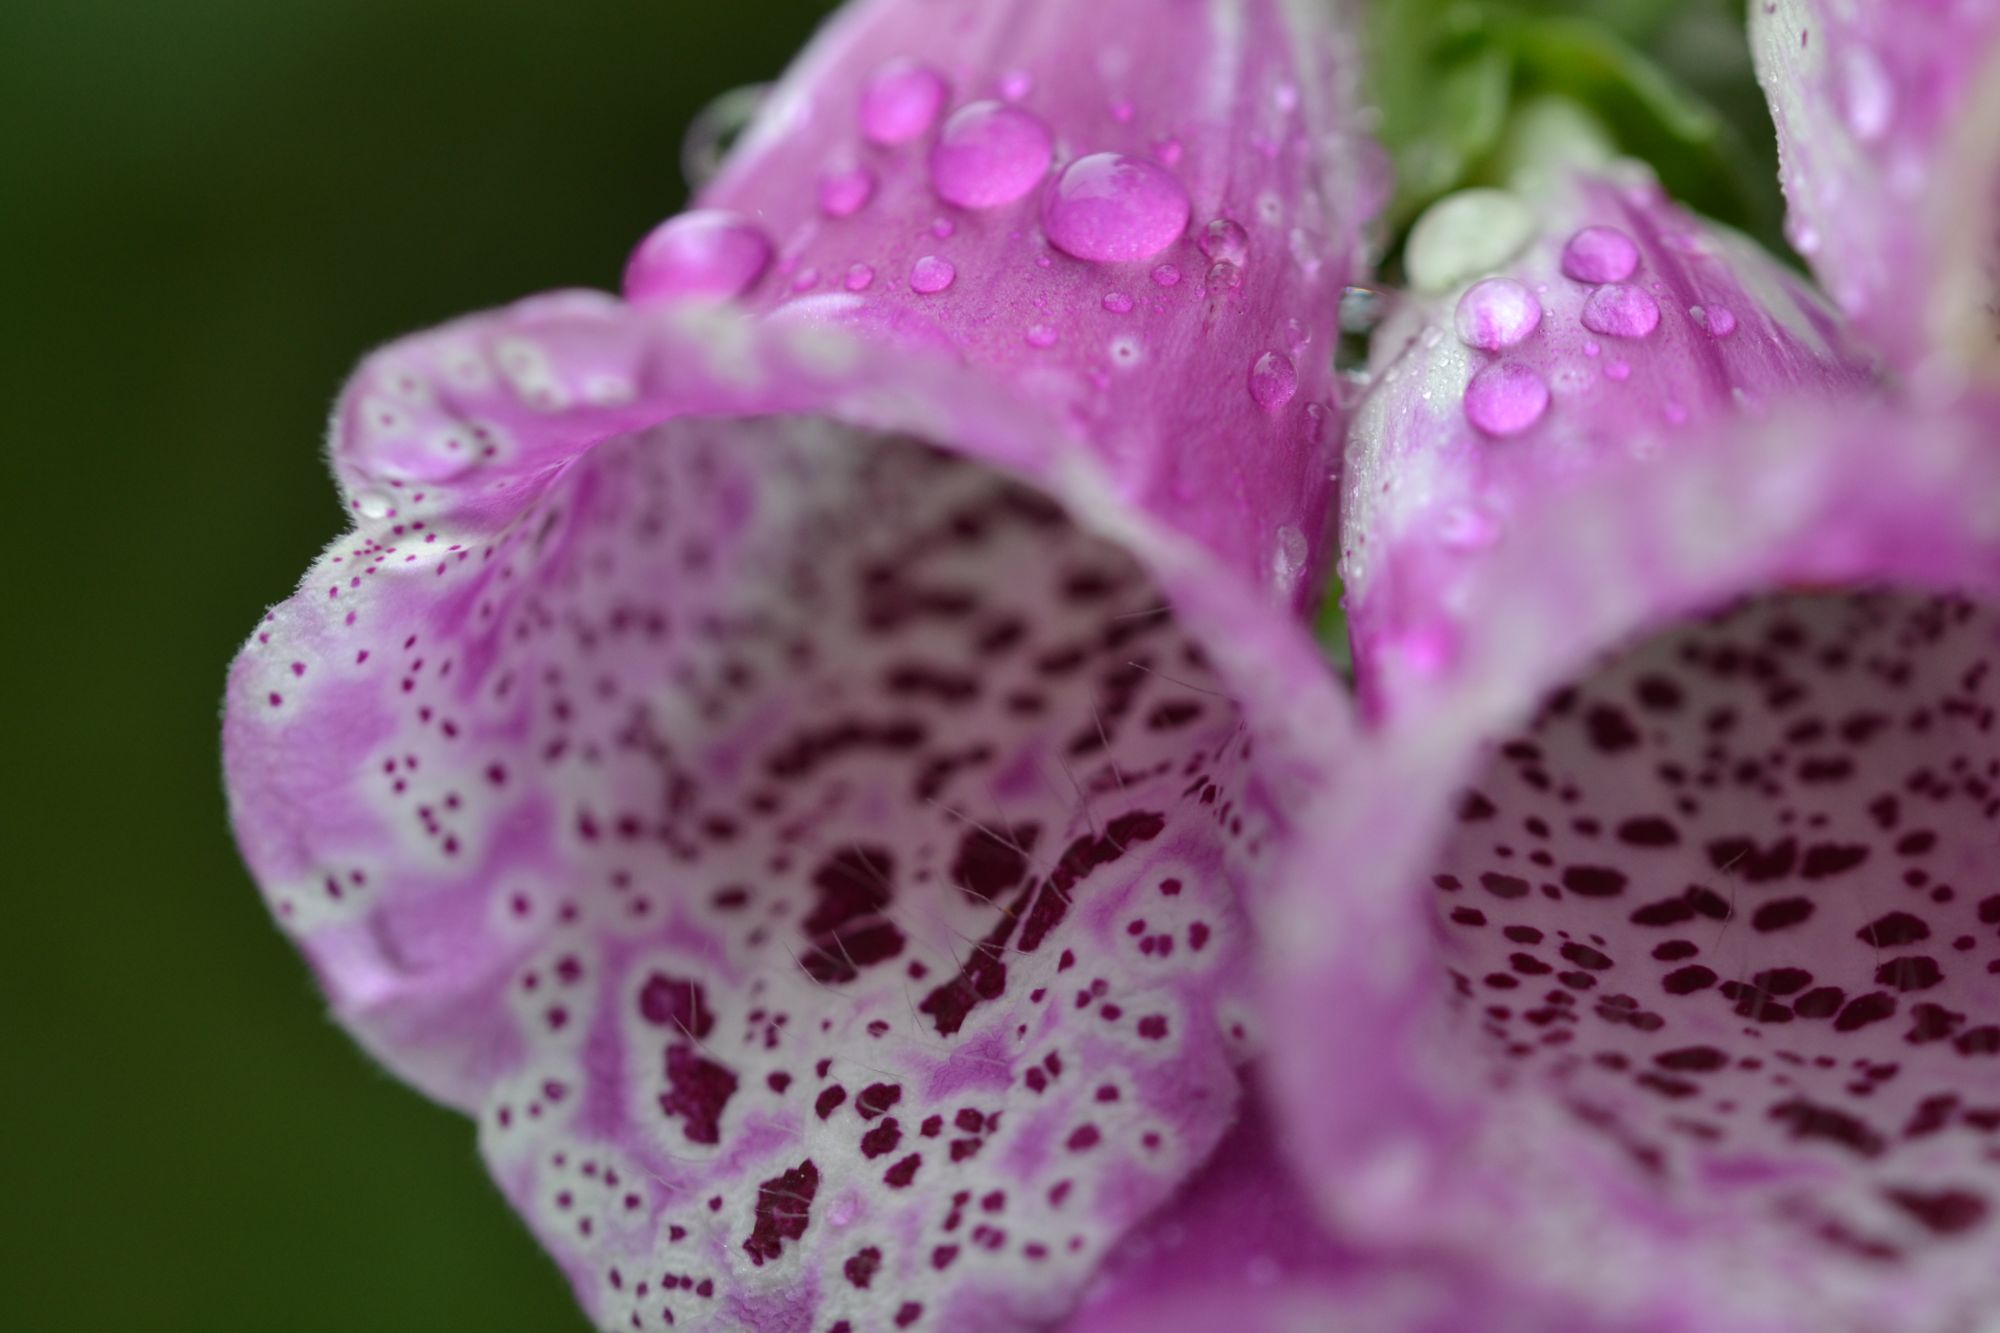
[
  {"xmin": 1268, "ymin": 138, "xmax": 2000, "ymax": 1328},
  {"xmin": 1752, "ymin": 0, "xmax": 2000, "ymax": 383},
  {"xmin": 222, "ymin": 0, "xmax": 1373, "ymax": 1329}
]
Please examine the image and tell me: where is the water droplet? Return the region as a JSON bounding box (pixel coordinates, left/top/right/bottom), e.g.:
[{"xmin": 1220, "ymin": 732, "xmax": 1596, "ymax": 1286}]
[
  {"xmin": 1462, "ymin": 361, "xmax": 1549, "ymax": 437},
  {"xmin": 1151, "ymin": 263, "xmax": 1181, "ymax": 287},
  {"xmin": 817, "ymin": 166, "xmax": 877, "ymax": 218},
  {"xmin": 931, "ymin": 218, "xmax": 956, "ymax": 239},
  {"xmin": 1041, "ymin": 153, "xmax": 1191, "ymax": 263},
  {"xmin": 844, "ymin": 263, "xmax": 875, "ymax": 292},
  {"xmin": 999, "ymin": 69, "xmax": 1033, "ymax": 102},
  {"xmin": 1151, "ymin": 135, "xmax": 1183, "ymax": 167},
  {"xmin": 1249, "ymin": 352, "xmax": 1298, "ymax": 410},
  {"xmin": 909, "ymin": 255, "xmax": 956, "ymax": 294},
  {"xmin": 930, "ymin": 101, "xmax": 1054, "ymax": 208},
  {"xmin": 1453, "ymin": 277, "xmax": 1542, "ymax": 351},
  {"xmin": 1109, "ymin": 334, "xmax": 1144, "ymax": 367},
  {"xmin": 1197, "ymin": 218, "xmax": 1249, "ymax": 265},
  {"xmin": 859, "ymin": 59, "xmax": 948, "ymax": 145},
  {"xmin": 1109, "ymin": 99, "xmax": 1135, "ymax": 123},
  {"xmin": 1204, "ymin": 261, "xmax": 1242, "ymax": 294},
  {"xmin": 1604, "ymin": 360, "xmax": 1631, "ymax": 381},
  {"xmin": 1272, "ymin": 525, "xmax": 1308, "ymax": 598},
  {"xmin": 1438, "ymin": 503, "xmax": 1501, "ymax": 550},
  {"xmin": 623, "ymin": 210, "xmax": 772, "ymax": 302},
  {"xmin": 1690, "ymin": 304, "xmax": 1737, "ymax": 338},
  {"xmin": 1025, "ymin": 322, "xmax": 1058, "ymax": 347},
  {"xmin": 1102, "ymin": 291, "xmax": 1134, "ymax": 313},
  {"xmin": 1580, "ymin": 283, "xmax": 1660, "ymax": 339},
  {"xmin": 791, "ymin": 266, "xmax": 821, "ymax": 292},
  {"xmin": 1339, "ymin": 286, "xmax": 1383, "ymax": 334},
  {"xmin": 1560, "ymin": 226, "xmax": 1639, "ymax": 284}
]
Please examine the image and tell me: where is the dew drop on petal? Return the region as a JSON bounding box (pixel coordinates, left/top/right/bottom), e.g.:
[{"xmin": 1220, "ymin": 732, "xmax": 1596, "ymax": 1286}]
[
  {"xmin": 791, "ymin": 266, "xmax": 821, "ymax": 293},
  {"xmin": 1605, "ymin": 359, "xmax": 1631, "ymax": 381},
  {"xmin": 1151, "ymin": 134, "xmax": 1183, "ymax": 166},
  {"xmin": 1560, "ymin": 225, "xmax": 1640, "ymax": 284},
  {"xmin": 1454, "ymin": 277, "xmax": 1542, "ymax": 351},
  {"xmin": 909, "ymin": 255, "xmax": 956, "ymax": 294},
  {"xmin": 623, "ymin": 210, "xmax": 772, "ymax": 302},
  {"xmin": 999, "ymin": 68, "xmax": 1033, "ymax": 101},
  {"xmin": 1041, "ymin": 153, "xmax": 1191, "ymax": 263},
  {"xmin": 1690, "ymin": 304, "xmax": 1737, "ymax": 338},
  {"xmin": 1463, "ymin": 361, "xmax": 1549, "ymax": 437},
  {"xmin": 816, "ymin": 165, "xmax": 877, "ymax": 218},
  {"xmin": 859, "ymin": 59, "xmax": 948, "ymax": 145},
  {"xmin": 1025, "ymin": 322, "xmax": 1058, "ymax": 347},
  {"xmin": 844, "ymin": 263, "xmax": 875, "ymax": 292},
  {"xmin": 1838, "ymin": 47, "xmax": 1894, "ymax": 142},
  {"xmin": 930, "ymin": 101, "xmax": 1054, "ymax": 208},
  {"xmin": 1151, "ymin": 263, "xmax": 1181, "ymax": 287},
  {"xmin": 931, "ymin": 217, "xmax": 956, "ymax": 239},
  {"xmin": 1580, "ymin": 283, "xmax": 1660, "ymax": 338},
  {"xmin": 1204, "ymin": 261, "xmax": 1242, "ymax": 294},
  {"xmin": 1197, "ymin": 218, "xmax": 1250, "ymax": 265},
  {"xmin": 1102, "ymin": 291, "xmax": 1134, "ymax": 313},
  {"xmin": 1249, "ymin": 351, "xmax": 1298, "ymax": 410}
]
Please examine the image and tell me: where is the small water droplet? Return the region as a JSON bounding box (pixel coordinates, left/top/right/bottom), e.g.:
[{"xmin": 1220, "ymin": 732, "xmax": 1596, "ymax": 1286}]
[
  {"xmin": 932, "ymin": 218, "xmax": 956, "ymax": 239},
  {"xmin": 1690, "ymin": 304, "xmax": 1737, "ymax": 338},
  {"xmin": 1838, "ymin": 47, "xmax": 1894, "ymax": 142},
  {"xmin": 1151, "ymin": 263, "xmax": 1181, "ymax": 287},
  {"xmin": 999, "ymin": 69, "xmax": 1033, "ymax": 102},
  {"xmin": 1463, "ymin": 362, "xmax": 1549, "ymax": 437},
  {"xmin": 623, "ymin": 210, "xmax": 772, "ymax": 302},
  {"xmin": 1438, "ymin": 503, "xmax": 1501, "ymax": 550},
  {"xmin": 1453, "ymin": 277, "xmax": 1542, "ymax": 351},
  {"xmin": 1273, "ymin": 82, "xmax": 1300, "ymax": 113},
  {"xmin": 909, "ymin": 255, "xmax": 956, "ymax": 294},
  {"xmin": 1102, "ymin": 291, "xmax": 1134, "ymax": 313},
  {"xmin": 1151, "ymin": 135, "xmax": 1183, "ymax": 166},
  {"xmin": 1248, "ymin": 352, "xmax": 1298, "ymax": 410},
  {"xmin": 930, "ymin": 101, "xmax": 1054, "ymax": 208},
  {"xmin": 1041, "ymin": 153, "xmax": 1191, "ymax": 263},
  {"xmin": 1584, "ymin": 341, "xmax": 1600, "ymax": 358},
  {"xmin": 1605, "ymin": 360, "xmax": 1631, "ymax": 381},
  {"xmin": 1204, "ymin": 261, "xmax": 1243, "ymax": 294},
  {"xmin": 844, "ymin": 263, "xmax": 875, "ymax": 292},
  {"xmin": 1025, "ymin": 322, "xmax": 1058, "ymax": 347},
  {"xmin": 1560, "ymin": 226, "xmax": 1639, "ymax": 284},
  {"xmin": 1197, "ymin": 218, "xmax": 1249, "ymax": 265},
  {"xmin": 1109, "ymin": 98, "xmax": 1135, "ymax": 123},
  {"xmin": 817, "ymin": 165, "xmax": 877, "ymax": 218},
  {"xmin": 1272, "ymin": 525, "xmax": 1308, "ymax": 597},
  {"xmin": 859, "ymin": 59, "xmax": 949, "ymax": 145},
  {"xmin": 1580, "ymin": 283, "xmax": 1660, "ymax": 338}
]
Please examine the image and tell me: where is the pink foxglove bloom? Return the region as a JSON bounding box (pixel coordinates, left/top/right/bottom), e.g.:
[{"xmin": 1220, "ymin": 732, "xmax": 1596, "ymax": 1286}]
[
  {"xmin": 222, "ymin": 0, "xmax": 1373, "ymax": 1329},
  {"xmin": 1752, "ymin": 0, "xmax": 2000, "ymax": 384},
  {"xmin": 1268, "ymin": 134, "xmax": 2000, "ymax": 1330}
]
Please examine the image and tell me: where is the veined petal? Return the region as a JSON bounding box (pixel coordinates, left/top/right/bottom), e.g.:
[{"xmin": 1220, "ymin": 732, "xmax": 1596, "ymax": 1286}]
[
  {"xmin": 1283, "ymin": 374, "xmax": 2000, "ymax": 1322},
  {"xmin": 1751, "ymin": 0, "xmax": 2000, "ymax": 385},
  {"xmin": 222, "ymin": 0, "xmax": 1373, "ymax": 1328}
]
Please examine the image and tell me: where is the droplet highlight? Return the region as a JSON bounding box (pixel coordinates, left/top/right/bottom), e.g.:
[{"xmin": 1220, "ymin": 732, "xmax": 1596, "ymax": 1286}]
[
  {"xmin": 1041, "ymin": 152, "xmax": 1190, "ymax": 263},
  {"xmin": 1463, "ymin": 362, "xmax": 1549, "ymax": 437},
  {"xmin": 1197, "ymin": 218, "xmax": 1249, "ymax": 265},
  {"xmin": 1454, "ymin": 277, "xmax": 1542, "ymax": 351},
  {"xmin": 908, "ymin": 255, "xmax": 956, "ymax": 294},
  {"xmin": 623, "ymin": 210, "xmax": 772, "ymax": 302},
  {"xmin": 1690, "ymin": 304, "xmax": 1737, "ymax": 338},
  {"xmin": 1560, "ymin": 226, "xmax": 1639, "ymax": 285},
  {"xmin": 930, "ymin": 101, "xmax": 1053, "ymax": 209},
  {"xmin": 859, "ymin": 60, "xmax": 948, "ymax": 145},
  {"xmin": 817, "ymin": 166, "xmax": 877, "ymax": 218},
  {"xmin": 1580, "ymin": 284, "xmax": 1661, "ymax": 339},
  {"xmin": 1249, "ymin": 352, "xmax": 1298, "ymax": 411}
]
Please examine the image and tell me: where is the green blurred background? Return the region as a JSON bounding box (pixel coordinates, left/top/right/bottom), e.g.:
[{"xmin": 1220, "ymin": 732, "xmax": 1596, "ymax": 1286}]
[
  {"xmin": 2, "ymin": 3, "xmax": 824, "ymax": 1327},
  {"xmin": 1, "ymin": 0, "xmax": 1767, "ymax": 1328}
]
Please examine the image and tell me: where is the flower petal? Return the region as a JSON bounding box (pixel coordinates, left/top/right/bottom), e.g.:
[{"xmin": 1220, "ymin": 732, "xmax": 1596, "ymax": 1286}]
[
  {"xmin": 223, "ymin": 0, "xmax": 1374, "ymax": 1327},
  {"xmin": 1751, "ymin": 0, "xmax": 2000, "ymax": 383},
  {"xmin": 1280, "ymin": 374, "xmax": 2000, "ymax": 1326}
]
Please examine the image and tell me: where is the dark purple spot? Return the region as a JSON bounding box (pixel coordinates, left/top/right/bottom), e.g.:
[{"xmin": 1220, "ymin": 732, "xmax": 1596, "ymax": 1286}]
[{"xmin": 743, "ymin": 1160, "xmax": 818, "ymax": 1265}]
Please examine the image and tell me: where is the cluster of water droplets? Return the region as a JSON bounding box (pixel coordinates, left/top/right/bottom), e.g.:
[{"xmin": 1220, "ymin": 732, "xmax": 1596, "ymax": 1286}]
[{"xmin": 618, "ymin": 51, "xmax": 1320, "ymax": 415}]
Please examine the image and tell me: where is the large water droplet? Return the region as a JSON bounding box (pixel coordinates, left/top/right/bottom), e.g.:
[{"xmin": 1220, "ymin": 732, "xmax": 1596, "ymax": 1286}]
[
  {"xmin": 1198, "ymin": 218, "xmax": 1249, "ymax": 265},
  {"xmin": 859, "ymin": 60, "xmax": 948, "ymax": 145},
  {"xmin": 1454, "ymin": 277, "xmax": 1542, "ymax": 351},
  {"xmin": 1463, "ymin": 362, "xmax": 1549, "ymax": 437},
  {"xmin": 930, "ymin": 101, "xmax": 1053, "ymax": 208},
  {"xmin": 909, "ymin": 255, "xmax": 956, "ymax": 294},
  {"xmin": 1560, "ymin": 225, "xmax": 1639, "ymax": 284},
  {"xmin": 623, "ymin": 210, "xmax": 772, "ymax": 302},
  {"xmin": 1249, "ymin": 352, "xmax": 1298, "ymax": 410},
  {"xmin": 1041, "ymin": 153, "xmax": 1190, "ymax": 263},
  {"xmin": 817, "ymin": 165, "xmax": 877, "ymax": 218},
  {"xmin": 1580, "ymin": 283, "xmax": 1661, "ymax": 338},
  {"xmin": 1690, "ymin": 304, "xmax": 1737, "ymax": 338}
]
